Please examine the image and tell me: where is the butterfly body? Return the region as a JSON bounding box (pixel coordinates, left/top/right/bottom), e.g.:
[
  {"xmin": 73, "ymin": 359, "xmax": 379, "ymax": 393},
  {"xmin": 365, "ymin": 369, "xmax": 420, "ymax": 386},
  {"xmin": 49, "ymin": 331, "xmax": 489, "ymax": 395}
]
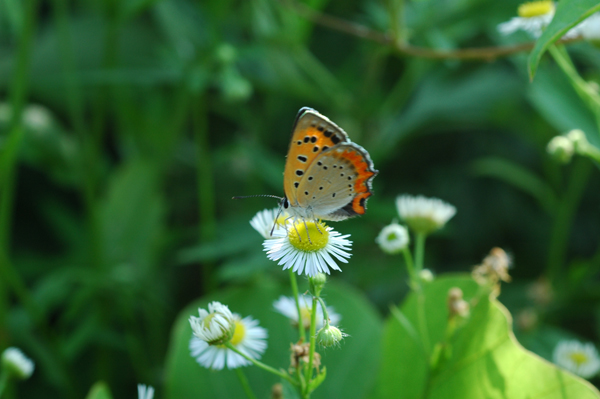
[{"xmin": 282, "ymin": 107, "xmax": 378, "ymax": 222}]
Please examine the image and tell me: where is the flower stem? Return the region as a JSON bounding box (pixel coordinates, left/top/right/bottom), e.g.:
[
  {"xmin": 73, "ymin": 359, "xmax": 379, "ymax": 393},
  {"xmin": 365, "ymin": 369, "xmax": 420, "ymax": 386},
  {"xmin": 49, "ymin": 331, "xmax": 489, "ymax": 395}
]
[
  {"xmin": 289, "ymin": 269, "xmax": 306, "ymax": 341},
  {"xmin": 414, "ymin": 232, "xmax": 427, "ymax": 273},
  {"xmin": 224, "ymin": 343, "xmax": 297, "ymax": 386},
  {"xmin": 235, "ymin": 368, "xmax": 258, "ymax": 399},
  {"xmin": 317, "ymin": 297, "xmax": 329, "ymax": 327},
  {"xmin": 303, "ymin": 296, "xmax": 318, "ymax": 396},
  {"xmin": 412, "ymin": 234, "xmax": 430, "ymax": 356},
  {"xmin": 402, "ymin": 246, "xmax": 419, "ymax": 290}
]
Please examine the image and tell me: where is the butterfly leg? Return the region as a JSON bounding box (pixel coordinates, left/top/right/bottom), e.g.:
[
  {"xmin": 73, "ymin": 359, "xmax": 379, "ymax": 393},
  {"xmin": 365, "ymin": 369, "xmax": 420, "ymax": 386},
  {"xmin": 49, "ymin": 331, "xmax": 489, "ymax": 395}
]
[
  {"xmin": 308, "ymin": 208, "xmax": 323, "ymax": 235},
  {"xmin": 302, "ymin": 217, "xmax": 313, "ymax": 244}
]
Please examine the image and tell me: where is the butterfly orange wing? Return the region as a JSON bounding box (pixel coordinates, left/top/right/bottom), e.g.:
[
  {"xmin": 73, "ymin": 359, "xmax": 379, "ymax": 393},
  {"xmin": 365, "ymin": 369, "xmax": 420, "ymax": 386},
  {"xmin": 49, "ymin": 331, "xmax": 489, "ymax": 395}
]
[{"xmin": 283, "ymin": 108, "xmax": 350, "ymax": 207}]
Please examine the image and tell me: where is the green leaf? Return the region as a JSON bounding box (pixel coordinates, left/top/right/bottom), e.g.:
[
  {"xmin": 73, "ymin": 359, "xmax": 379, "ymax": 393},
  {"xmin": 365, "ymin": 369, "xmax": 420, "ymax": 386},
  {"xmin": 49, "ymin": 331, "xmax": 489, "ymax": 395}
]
[
  {"xmin": 308, "ymin": 366, "xmax": 327, "ymax": 392},
  {"xmin": 377, "ymin": 274, "xmax": 600, "ymax": 399},
  {"xmin": 528, "ymin": 0, "xmax": 600, "ymax": 79},
  {"xmin": 164, "ymin": 279, "xmax": 382, "ymax": 399},
  {"xmin": 84, "ymin": 381, "xmax": 114, "ymax": 399}
]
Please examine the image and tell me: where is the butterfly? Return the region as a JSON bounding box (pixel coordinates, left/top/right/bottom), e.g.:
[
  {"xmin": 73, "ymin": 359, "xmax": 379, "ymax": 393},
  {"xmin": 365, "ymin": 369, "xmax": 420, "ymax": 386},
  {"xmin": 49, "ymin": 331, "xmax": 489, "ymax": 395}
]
[{"xmin": 280, "ymin": 107, "xmax": 378, "ymax": 222}]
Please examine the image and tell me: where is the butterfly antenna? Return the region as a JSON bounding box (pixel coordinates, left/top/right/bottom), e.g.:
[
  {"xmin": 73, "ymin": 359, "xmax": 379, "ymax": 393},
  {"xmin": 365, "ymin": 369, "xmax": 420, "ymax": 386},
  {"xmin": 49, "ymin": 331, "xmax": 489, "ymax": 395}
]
[{"xmin": 232, "ymin": 194, "xmax": 283, "ymax": 200}]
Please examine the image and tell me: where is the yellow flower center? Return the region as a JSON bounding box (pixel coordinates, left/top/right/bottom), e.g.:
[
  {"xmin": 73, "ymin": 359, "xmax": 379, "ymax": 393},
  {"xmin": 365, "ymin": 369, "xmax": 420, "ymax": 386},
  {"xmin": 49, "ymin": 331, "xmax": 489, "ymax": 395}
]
[
  {"xmin": 288, "ymin": 221, "xmax": 329, "ymax": 252},
  {"xmin": 230, "ymin": 320, "xmax": 245, "ymax": 346},
  {"xmin": 569, "ymin": 352, "xmax": 588, "ymax": 366},
  {"xmin": 216, "ymin": 320, "xmax": 245, "ymax": 348},
  {"xmin": 517, "ymin": 1, "xmax": 554, "ymax": 18}
]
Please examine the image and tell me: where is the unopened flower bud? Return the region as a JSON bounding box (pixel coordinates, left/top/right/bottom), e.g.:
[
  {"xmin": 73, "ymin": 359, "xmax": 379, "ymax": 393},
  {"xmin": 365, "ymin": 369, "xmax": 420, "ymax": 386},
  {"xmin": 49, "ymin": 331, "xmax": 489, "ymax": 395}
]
[
  {"xmin": 189, "ymin": 302, "xmax": 236, "ymax": 346},
  {"xmin": 419, "ymin": 269, "xmax": 434, "ymax": 283},
  {"xmin": 316, "ymin": 325, "xmax": 345, "ymax": 347},
  {"xmin": 1, "ymin": 347, "xmax": 34, "ymax": 380},
  {"xmin": 547, "ymin": 136, "xmax": 574, "ymax": 163},
  {"xmin": 309, "ymin": 273, "xmax": 327, "ymax": 297}
]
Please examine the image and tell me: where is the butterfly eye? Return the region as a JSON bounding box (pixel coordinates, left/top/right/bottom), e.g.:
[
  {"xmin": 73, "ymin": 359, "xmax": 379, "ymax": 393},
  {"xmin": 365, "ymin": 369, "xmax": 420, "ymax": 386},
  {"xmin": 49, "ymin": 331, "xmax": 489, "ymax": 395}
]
[{"xmin": 283, "ymin": 198, "xmax": 290, "ymax": 209}]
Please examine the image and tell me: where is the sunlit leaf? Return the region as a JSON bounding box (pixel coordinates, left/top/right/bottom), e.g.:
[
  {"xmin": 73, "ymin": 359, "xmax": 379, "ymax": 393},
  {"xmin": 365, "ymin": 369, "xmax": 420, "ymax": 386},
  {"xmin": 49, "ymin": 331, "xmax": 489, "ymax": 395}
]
[{"xmin": 377, "ymin": 275, "xmax": 600, "ymax": 398}]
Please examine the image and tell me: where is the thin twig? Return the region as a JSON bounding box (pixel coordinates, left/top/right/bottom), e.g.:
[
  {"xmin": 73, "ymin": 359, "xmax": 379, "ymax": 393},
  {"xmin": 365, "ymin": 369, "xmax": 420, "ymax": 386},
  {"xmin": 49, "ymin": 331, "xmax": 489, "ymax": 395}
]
[{"xmin": 285, "ymin": 0, "xmax": 581, "ymax": 61}]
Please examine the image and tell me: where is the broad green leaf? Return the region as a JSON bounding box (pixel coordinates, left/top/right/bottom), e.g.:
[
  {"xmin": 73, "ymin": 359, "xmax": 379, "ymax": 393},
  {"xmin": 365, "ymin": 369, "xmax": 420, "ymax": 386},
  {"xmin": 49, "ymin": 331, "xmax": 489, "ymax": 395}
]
[
  {"xmin": 164, "ymin": 279, "xmax": 382, "ymax": 399},
  {"xmin": 528, "ymin": 0, "xmax": 600, "ymax": 79},
  {"xmin": 377, "ymin": 274, "xmax": 600, "ymax": 399},
  {"xmin": 85, "ymin": 382, "xmax": 113, "ymax": 399}
]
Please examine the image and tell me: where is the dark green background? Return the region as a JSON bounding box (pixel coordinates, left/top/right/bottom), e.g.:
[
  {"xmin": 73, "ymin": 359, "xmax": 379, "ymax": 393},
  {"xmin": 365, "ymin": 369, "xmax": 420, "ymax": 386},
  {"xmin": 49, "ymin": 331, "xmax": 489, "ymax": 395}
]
[{"xmin": 1, "ymin": 0, "xmax": 599, "ymax": 397}]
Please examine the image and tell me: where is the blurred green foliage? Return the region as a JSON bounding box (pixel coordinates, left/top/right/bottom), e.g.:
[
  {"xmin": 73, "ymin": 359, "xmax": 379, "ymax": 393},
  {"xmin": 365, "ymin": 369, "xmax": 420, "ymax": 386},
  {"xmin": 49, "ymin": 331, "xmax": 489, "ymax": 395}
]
[{"xmin": 1, "ymin": 0, "xmax": 600, "ymax": 397}]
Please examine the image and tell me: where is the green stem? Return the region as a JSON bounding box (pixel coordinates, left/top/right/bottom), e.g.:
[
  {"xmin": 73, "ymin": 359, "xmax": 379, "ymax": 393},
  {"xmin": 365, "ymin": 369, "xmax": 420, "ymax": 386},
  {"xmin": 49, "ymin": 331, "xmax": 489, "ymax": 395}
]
[
  {"xmin": 289, "ymin": 269, "xmax": 306, "ymax": 341},
  {"xmin": 414, "ymin": 233, "xmax": 427, "ymax": 274},
  {"xmin": 235, "ymin": 368, "xmax": 258, "ymax": 399},
  {"xmin": 547, "ymin": 158, "xmax": 592, "ymax": 288},
  {"xmin": 549, "ymin": 45, "xmax": 600, "ymax": 134},
  {"xmin": 386, "ymin": 0, "xmax": 405, "ymax": 44},
  {"xmin": 316, "ymin": 297, "xmax": 329, "ymax": 327},
  {"xmin": 413, "ymin": 234, "xmax": 430, "ymax": 355},
  {"xmin": 224, "ymin": 343, "xmax": 297, "ymax": 386},
  {"xmin": 416, "ymin": 289, "xmax": 430, "ymax": 356},
  {"xmin": 402, "ymin": 246, "xmax": 419, "ymax": 291},
  {"xmin": 0, "ymin": 371, "xmax": 9, "ymax": 398},
  {"xmin": 579, "ymin": 142, "xmax": 600, "ymax": 163},
  {"xmin": 303, "ymin": 297, "xmax": 318, "ymax": 397}
]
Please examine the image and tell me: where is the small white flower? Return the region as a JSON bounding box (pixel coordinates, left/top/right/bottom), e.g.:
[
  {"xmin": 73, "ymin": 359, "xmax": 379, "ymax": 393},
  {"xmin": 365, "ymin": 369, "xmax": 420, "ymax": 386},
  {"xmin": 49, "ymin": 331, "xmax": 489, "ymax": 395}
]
[
  {"xmin": 273, "ymin": 294, "xmax": 341, "ymax": 330},
  {"xmin": 396, "ymin": 194, "xmax": 456, "ymax": 235},
  {"xmin": 553, "ymin": 340, "xmax": 600, "ymax": 379},
  {"xmin": 264, "ymin": 220, "xmax": 352, "ymax": 277},
  {"xmin": 498, "ymin": 1, "xmax": 555, "ymax": 38},
  {"xmin": 250, "ymin": 208, "xmax": 289, "ymax": 239},
  {"xmin": 375, "ymin": 222, "xmax": 409, "ymax": 254},
  {"xmin": 189, "ymin": 302, "xmax": 236, "ymax": 345},
  {"xmin": 189, "ymin": 314, "xmax": 268, "ymax": 370},
  {"xmin": 1, "ymin": 347, "xmax": 34, "ymax": 380},
  {"xmin": 137, "ymin": 384, "xmax": 155, "ymax": 399}
]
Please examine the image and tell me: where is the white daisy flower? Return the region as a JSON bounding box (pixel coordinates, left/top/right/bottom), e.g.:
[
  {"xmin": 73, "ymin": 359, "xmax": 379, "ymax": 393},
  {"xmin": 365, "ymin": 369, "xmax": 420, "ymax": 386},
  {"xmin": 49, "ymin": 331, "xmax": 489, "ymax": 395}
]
[
  {"xmin": 375, "ymin": 222, "xmax": 409, "ymax": 254},
  {"xmin": 1, "ymin": 347, "xmax": 34, "ymax": 380},
  {"xmin": 264, "ymin": 220, "xmax": 352, "ymax": 277},
  {"xmin": 396, "ymin": 195, "xmax": 456, "ymax": 235},
  {"xmin": 498, "ymin": 1, "xmax": 555, "ymax": 38},
  {"xmin": 137, "ymin": 384, "xmax": 155, "ymax": 399},
  {"xmin": 553, "ymin": 340, "xmax": 600, "ymax": 379},
  {"xmin": 273, "ymin": 294, "xmax": 341, "ymax": 330},
  {"xmin": 189, "ymin": 314, "xmax": 268, "ymax": 370},
  {"xmin": 189, "ymin": 302, "xmax": 236, "ymax": 346},
  {"xmin": 250, "ymin": 208, "xmax": 289, "ymax": 239}
]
